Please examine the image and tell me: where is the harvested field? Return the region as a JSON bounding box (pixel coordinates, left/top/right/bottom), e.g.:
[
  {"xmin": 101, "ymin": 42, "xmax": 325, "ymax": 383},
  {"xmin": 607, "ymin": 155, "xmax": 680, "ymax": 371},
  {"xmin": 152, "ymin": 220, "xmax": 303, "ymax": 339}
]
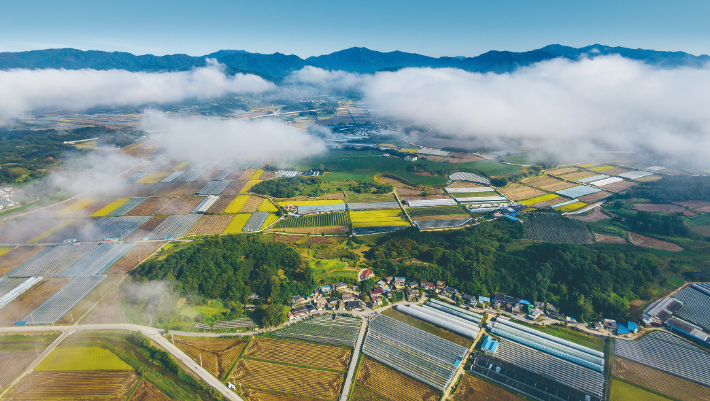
[
  {"xmin": 602, "ymin": 180, "xmax": 636, "ymax": 192},
  {"xmin": 356, "ymin": 357, "xmax": 439, "ymax": 401},
  {"xmin": 523, "ymin": 176, "xmax": 576, "ymax": 191},
  {"xmin": 589, "ymin": 165, "xmax": 615, "ymax": 172},
  {"xmin": 382, "ymin": 309, "xmax": 472, "ymax": 348},
  {"xmin": 613, "ymin": 357, "xmax": 710, "ymax": 401},
  {"xmin": 107, "ymin": 242, "xmax": 165, "ymax": 274},
  {"xmin": 0, "ymin": 279, "xmax": 71, "ymax": 326},
  {"xmin": 173, "ymin": 337, "xmax": 248, "ymax": 378},
  {"xmin": 8, "ymin": 370, "xmax": 138, "ymax": 399},
  {"xmin": 603, "ymin": 167, "xmax": 632, "ymax": 176},
  {"xmin": 221, "ymin": 180, "xmax": 247, "ymax": 195},
  {"xmin": 130, "ymin": 381, "xmax": 171, "ymax": 401},
  {"xmin": 559, "ymin": 170, "xmax": 598, "ymax": 181},
  {"xmin": 412, "ymin": 214, "xmax": 470, "ymax": 221},
  {"xmin": 629, "ymin": 232, "xmax": 683, "ymax": 251},
  {"xmin": 633, "ymin": 204, "xmax": 688, "ymax": 214},
  {"xmin": 546, "ymin": 167, "xmax": 579, "ymax": 176},
  {"xmin": 578, "ymin": 191, "xmax": 612, "ymax": 203},
  {"xmin": 209, "ymin": 195, "xmax": 235, "ymax": 213},
  {"xmin": 151, "ymin": 183, "xmax": 182, "ymax": 196},
  {"xmin": 238, "ymin": 170, "xmax": 256, "ymax": 180},
  {"xmin": 126, "ymin": 197, "xmax": 204, "ymax": 216},
  {"xmin": 399, "ymin": 194, "xmax": 450, "ymax": 201},
  {"xmin": 169, "ymin": 182, "xmax": 205, "ymax": 196},
  {"xmin": 82, "ymin": 288, "xmax": 121, "ymax": 324},
  {"xmin": 529, "ymin": 198, "xmax": 565, "ymax": 208},
  {"xmin": 56, "ymin": 276, "xmax": 122, "ymax": 324},
  {"xmin": 227, "ymin": 169, "xmax": 246, "ymax": 180},
  {"xmin": 229, "ymin": 359, "xmax": 344, "ymax": 400},
  {"xmin": 351, "ymin": 386, "xmax": 388, "ymax": 401},
  {"xmin": 266, "ymin": 226, "xmax": 349, "ymax": 235},
  {"xmin": 496, "ymin": 183, "xmax": 545, "ymax": 201},
  {"xmin": 185, "ymin": 215, "xmax": 234, "ymax": 236},
  {"xmin": 197, "ymin": 170, "xmax": 220, "ymax": 181},
  {"xmin": 240, "ymin": 196, "xmax": 265, "ymax": 213},
  {"xmin": 396, "ymin": 187, "xmax": 445, "ymax": 196},
  {"xmin": 0, "ymin": 246, "xmax": 49, "ymax": 276},
  {"xmin": 454, "ymin": 373, "xmax": 526, "ymax": 401},
  {"xmin": 520, "ymin": 194, "xmax": 559, "ymax": 206},
  {"xmin": 267, "ymin": 235, "xmax": 301, "ymax": 244},
  {"xmin": 243, "ymin": 389, "xmax": 323, "ymax": 401},
  {"xmin": 0, "ymin": 351, "xmax": 37, "ymax": 389},
  {"xmin": 635, "ymin": 175, "xmax": 662, "ymax": 182},
  {"xmin": 676, "ymin": 200, "xmax": 710, "ymax": 210},
  {"xmin": 125, "ymin": 216, "xmax": 167, "ymax": 241},
  {"xmin": 569, "ymin": 208, "xmax": 611, "ymax": 222},
  {"xmin": 259, "ymin": 171, "xmax": 276, "ymax": 180},
  {"xmin": 243, "ymin": 338, "xmax": 351, "ymax": 371},
  {"xmin": 594, "ymin": 233, "xmax": 627, "ymax": 244}
]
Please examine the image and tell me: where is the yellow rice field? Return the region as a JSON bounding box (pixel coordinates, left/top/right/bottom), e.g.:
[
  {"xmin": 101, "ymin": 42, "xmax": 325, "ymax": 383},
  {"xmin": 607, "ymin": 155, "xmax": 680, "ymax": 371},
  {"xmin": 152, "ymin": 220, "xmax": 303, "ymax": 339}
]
[
  {"xmin": 28, "ymin": 219, "xmax": 75, "ymax": 243},
  {"xmin": 350, "ymin": 210, "xmax": 409, "ymax": 227},
  {"xmin": 399, "ymin": 148, "xmax": 419, "ymax": 153},
  {"xmin": 224, "ymin": 195, "xmax": 250, "ymax": 213},
  {"xmin": 277, "ymin": 200, "xmax": 346, "ymax": 206},
  {"xmin": 92, "ymin": 198, "xmax": 130, "ymax": 217},
  {"xmin": 135, "ymin": 172, "xmax": 170, "ymax": 183},
  {"xmin": 239, "ymin": 180, "xmax": 261, "ymax": 194},
  {"xmin": 258, "ymin": 199, "xmax": 278, "ymax": 213},
  {"xmin": 557, "ymin": 202, "xmax": 587, "ymax": 212},
  {"xmin": 143, "ymin": 143, "xmax": 158, "ymax": 150},
  {"xmin": 172, "ymin": 162, "xmax": 189, "ymax": 171},
  {"xmin": 0, "ymin": 247, "xmax": 12, "ymax": 258},
  {"xmin": 261, "ymin": 214, "xmax": 279, "ymax": 229},
  {"xmin": 223, "ymin": 214, "xmax": 251, "ymax": 234},
  {"xmin": 520, "ymin": 194, "xmax": 559, "ymax": 205},
  {"xmin": 251, "ymin": 169, "xmax": 264, "ymax": 180},
  {"xmin": 590, "ymin": 165, "xmax": 615, "ymax": 172},
  {"xmin": 56, "ymin": 199, "xmax": 95, "ymax": 217}
]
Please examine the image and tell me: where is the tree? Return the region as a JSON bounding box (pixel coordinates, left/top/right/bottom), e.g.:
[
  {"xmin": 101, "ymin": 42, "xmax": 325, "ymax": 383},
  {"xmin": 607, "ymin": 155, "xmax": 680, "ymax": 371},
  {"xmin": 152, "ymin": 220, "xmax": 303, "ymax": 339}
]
[{"xmin": 261, "ymin": 304, "xmax": 287, "ymax": 327}]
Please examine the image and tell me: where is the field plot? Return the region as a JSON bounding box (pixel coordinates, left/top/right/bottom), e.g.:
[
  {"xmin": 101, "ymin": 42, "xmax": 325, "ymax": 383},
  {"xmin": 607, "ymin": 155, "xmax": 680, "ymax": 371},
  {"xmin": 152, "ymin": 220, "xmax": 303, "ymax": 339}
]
[
  {"xmin": 272, "ymin": 212, "xmax": 349, "ymax": 229},
  {"xmin": 26, "ymin": 218, "xmax": 77, "ymax": 243},
  {"xmin": 556, "ymin": 185, "xmax": 601, "ymax": 198},
  {"xmin": 615, "ymin": 331, "xmax": 710, "ymax": 386},
  {"xmin": 220, "ymin": 180, "xmax": 247, "ymax": 195},
  {"xmin": 60, "ymin": 243, "xmax": 135, "ymax": 276},
  {"xmin": 274, "ymin": 315, "xmax": 361, "ymax": 346},
  {"xmin": 145, "ymin": 214, "xmax": 201, "ymax": 239},
  {"xmin": 416, "ymin": 218, "xmax": 471, "ymax": 229},
  {"xmin": 126, "ymin": 196, "xmax": 204, "ymax": 216},
  {"xmin": 169, "ymin": 182, "xmax": 205, "ymax": 196},
  {"xmin": 229, "ymin": 359, "xmax": 344, "ymax": 400},
  {"xmin": 125, "ymin": 216, "xmax": 167, "ymax": 241},
  {"xmin": 243, "ymin": 389, "xmax": 323, "ymax": 401},
  {"xmin": 628, "ymin": 232, "xmax": 683, "ymax": 251},
  {"xmin": 350, "ymin": 209, "xmax": 409, "ymax": 227},
  {"xmin": 453, "ymin": 373, "xmax": 526, "ymax": 401},
  {"xmin": 610, "ymin": 379, "xmax": 672, "ymax": 401},
  {"xmin": 524, "ymin": 176, "xmax": 576, "ymax": 192},
  {"xmin": 55, "ymin": 199, "xmax": 95, "ymax": 217},
  {"xmin": 0, "ymin": 333, "xmax": 58, "ymax": 389},
  {"xmin": 633, "ymin": 203, "xmax": 688, "ymax": 214},
  {"xmin": 261, "ymin": 214, "xmax": 278, "ymax": 229},
  {"xmin": 407, "ymin": 206, "xmax": 467, "ymax": 217},
  {"xmin": 237, "ymin": 169, "xmax": 256, "ymax": 180},
  {"xmin": 496, "ymin": 183, "xmax": 546, "ymax": 201},
  {"xmin": 224, "ymin": 195, "xmax": 250, "ymax": 213},
  {"xmin": 243, "ymin": 212, "xmax": 269, "ymax": 232},
  {"xmin": 240, "ymin": 179, "xmax": 261, "ymax": 194},
  {"xmin": 107, "ymin": 197, "xmax": 148, "ymax": 216},
  {"xmin": 524, "ymin": 213, "xmax": 593, "ymax": 244},
  {"xmin": 594, "ymin": 233, "xmax": 627, "ymax": 243},
  {"xmin": 7, "ymin": 370, "xmax": 138, "ymax": 399},
  {"xmin": 240, "ymin": 196, "xmax": 265, "ymax": 213},
  {"xmin": 613, "ymin": 357, "xmax": 710, "ymax": 401},
  {"xmin": 0, "ymin": 246, "xmax": 48, "ymax": 276},
  {"xmin": 37, "ymin": 346, "xmax": 131, "ymax": 371},
  {"xmin": 226, "ymin": 169, "xmax": 246, "ymax": 180},
  {"xmin": 173, "ymin": 336, "xmax": 248, "ymax": 378},
  {"xmin": 196, "ymin": 170, "xmax": 220, "ymax": 181},
  {"xmin": 578, "ymin": 191, "xmax": 612, "ymax": 203},
  {"xmin": 555, "ymin": 201, "xmax": 587, "ymax": 212},
  {"xmin": 0, "ymin": 277, "xmax": 42, "ymax": 310},
  {"xmin": 21, "ymin": 275, "xmax": 106, "ymax": 325},
  {"xmin": 7, "ymin": 243, "xmax": 100, "ymax": 277},
  {"xmin": 130, "ymin": 381, "xmax": 171, "ymax": 401},
  {"xmin": 589, "ymin": 165, "xmax": 615, "ymax": 172},
  {"xmin": 559, "ymin": 170, "xmax": 598, "ymax": 181},
  {"xmin": 546, "ymin": 167, "xmax": 579, "ymax": 176},
  {"xmin": 243, "ymin": 338, "xmax": 351, "ymax": 371},
  {"xmin": 81, "ymin": 286, "xmax": 121, "ymax": 324},
  {"xmin": 383, "ymin": 309, "xmax": 473, "ymax": 348},
  {"xmin": 209, "ymin": 195, "xmax": 235, "ymax": 213},
  {"xmin": 602, "ymin": 167, "xmax": 632, "ymax": 176},
  {"xmin": 74, "ymin": 216, "xmax": 151, "ymax": 241},
  {"xmin": 348, "ymin": 201, "xmax": 401, "ymax": 210},
  {"xmin": 258, "ymin": 199, "xmax": 278, "ymax": 213},
  {"xmin": 672, "ymin": 285, "xmax": 710, "ymax": 331},
  {"xmin": 57, "ymin": 276, "xmax": 121, "ymax": 324},
  {"xmin": 356, "ymin": 357, "xmax": 439, "ymax": 401},
  {"xmin": 136, "ymin": 171, "xmax": 170, "ymax": 183},
  {"xmin": 223, "ymin": 214, "xmax": 251, "ymax": 234},
  {"xmin": 197, "ymin": 180, "xmax": 232, "ymax": 195},
  {"xmin": 0, "ymin": 279, "xmax": 71, "ymax": 326},
  {"xmin": 363, "ymin": 314, "xmax": 467, "ymax": 391},
  {"xmin": 184, "ymin": 215, "xmax": 233, "ymax": 236}
]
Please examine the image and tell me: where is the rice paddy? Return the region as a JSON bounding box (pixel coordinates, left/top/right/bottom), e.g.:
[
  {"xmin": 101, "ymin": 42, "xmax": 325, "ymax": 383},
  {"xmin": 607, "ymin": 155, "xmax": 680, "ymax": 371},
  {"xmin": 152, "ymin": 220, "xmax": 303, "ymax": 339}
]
[
  {"xmin": 258, "ymin": 199, "xmax": 278, "ymax": 212},
  {"xmin": 135, "ymin": 171, "xmax": 170, "ymax": 183},
  {"xmin": 223, "ymin": 214, "xmax": 252, "ymax": 234},
  {"xmin": 27, "ymin": 219, "xmax": 75, "ymax": 243},
  {"xmin": 55, "ymin": 199, "xmax": 95, "ymax": 217},
  {"xmin": 350, "ymin": 210, "xmax": 410, "ymax": 227},
  {"xmin": 240, "ymin": 179, "xmax": 261, "ymax": 194},
  {"xmin": 92, "ymin": 198, "xmax": 130, "ymax": 217},
  {"xmin": 224, "ymin": 195, "xmax": 251, "ymax": 213},
  {"xmin": 520, "ymin": 193, "xmax": 559, "ymax": 205},
  {"xmin": 261, "ymin": 214, "xmax": 279, "ymax": 229}
]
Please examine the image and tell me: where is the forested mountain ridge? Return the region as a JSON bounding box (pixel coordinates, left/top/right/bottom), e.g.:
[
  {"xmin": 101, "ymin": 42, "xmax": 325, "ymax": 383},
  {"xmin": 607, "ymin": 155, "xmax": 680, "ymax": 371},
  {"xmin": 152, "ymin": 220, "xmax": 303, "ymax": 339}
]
[{"xmin": 1, "ymin": 44, "xmax": 707, "ymax": 77}]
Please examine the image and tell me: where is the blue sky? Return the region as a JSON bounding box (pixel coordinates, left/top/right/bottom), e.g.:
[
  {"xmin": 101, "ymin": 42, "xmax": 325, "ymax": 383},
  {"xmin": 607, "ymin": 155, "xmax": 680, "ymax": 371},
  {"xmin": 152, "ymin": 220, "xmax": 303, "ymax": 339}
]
[{"xmin": 2, "ymin": 0, "xmax": 709, "ymax": 57}]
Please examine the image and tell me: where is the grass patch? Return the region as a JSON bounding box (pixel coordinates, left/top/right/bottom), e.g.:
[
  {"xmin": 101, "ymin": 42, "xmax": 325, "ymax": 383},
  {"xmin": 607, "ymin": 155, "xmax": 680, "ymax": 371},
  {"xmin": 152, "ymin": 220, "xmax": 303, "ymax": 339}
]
[
  {"xmin": 610, "ymin": 379, "xmax": 673, "ymax": 401},
  {"xmin": 36, "ymin": 347, "xmax": 132, "ymax": 371}
]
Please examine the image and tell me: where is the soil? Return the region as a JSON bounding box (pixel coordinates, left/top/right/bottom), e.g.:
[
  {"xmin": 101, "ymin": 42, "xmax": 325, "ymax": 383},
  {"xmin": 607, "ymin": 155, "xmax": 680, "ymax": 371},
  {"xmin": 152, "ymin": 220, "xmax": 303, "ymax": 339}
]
[{"xmin": 628, "ymin": 232, "xmax": 683, "ymax": 252}]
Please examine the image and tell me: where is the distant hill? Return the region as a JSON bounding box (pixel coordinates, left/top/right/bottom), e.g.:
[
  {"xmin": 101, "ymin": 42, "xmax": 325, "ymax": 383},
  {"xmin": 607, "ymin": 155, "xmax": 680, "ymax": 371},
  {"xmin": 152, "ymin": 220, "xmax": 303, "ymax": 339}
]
[{"xmin": 0, "ymin": 44, "xmax": 707, "ymax": 78}]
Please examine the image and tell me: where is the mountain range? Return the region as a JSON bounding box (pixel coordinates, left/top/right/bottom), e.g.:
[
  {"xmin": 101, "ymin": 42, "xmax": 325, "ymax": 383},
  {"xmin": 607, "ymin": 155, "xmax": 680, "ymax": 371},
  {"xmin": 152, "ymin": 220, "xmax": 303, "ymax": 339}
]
[{"xmin": 0, "ymin": 44, "xmax": 707, "ymax": 80}]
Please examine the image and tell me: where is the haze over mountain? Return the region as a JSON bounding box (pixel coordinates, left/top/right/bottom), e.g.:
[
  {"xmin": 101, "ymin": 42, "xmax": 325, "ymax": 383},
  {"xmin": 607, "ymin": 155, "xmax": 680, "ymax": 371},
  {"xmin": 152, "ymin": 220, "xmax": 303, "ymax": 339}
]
[{"xmin": 0, "ymin": 44, "xmax": 707, "ymax": 80}]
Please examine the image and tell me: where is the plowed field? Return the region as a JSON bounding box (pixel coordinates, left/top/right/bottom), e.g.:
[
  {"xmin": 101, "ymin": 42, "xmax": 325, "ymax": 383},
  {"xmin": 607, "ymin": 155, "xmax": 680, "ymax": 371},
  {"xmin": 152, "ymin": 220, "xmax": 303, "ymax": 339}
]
[
  {"xmin": 125, "ymin": 216, "xmax": 167, "ymax": 241},
  {"xmin": 243, "ymin": 389, "xmax": 323, "ymax": 401},
  {"xmin": 602, "ymin": 180, "xmax": 636, "ymax": 192},
  {"xmin": 229, "ymin": 359, "xmax": 344, "ymax": 400},
  {"xmin": 0, "ymin": 351, "xmax": 36, "ymax": 389},
  {"xmin": 107, "ymin": 242, "xmax": 165, "ymax": 274},
  {"xmin": 496, "ymin": 183, "xmax": 545, "ymax": 201},
  {"xmin": 129, "ymin": 381, "xmax": 171, "ymax": 401},
  {"xmin": 221, "ymin": 181, "xmax": 246, "ymax": 195},
  {"xmin": 454, "ymin": 373, "xmax": 526, "ymax": 401},
  {"xmin": 613, "ymin": 357, "xmax": 710, "ymax": 401},
  {"xmin": 208, "ymin": 196, "xmax": 235, "ymax": 213},
  {"xmin": 174, "ymin": 337, "xmax": 248, "ymax": 378},
  {"xmin": 82, "ymin": 289, "xmax": 122, "ymax": 324},
  {"xmin": 0, "ymin": 279, "xmax": 71, "ymax": 326},
  {"xmin": 243, "ymin": 338, "xmax": 351, "ymax": 371},
  {"xmin": 0, "ymin": 246, "xmax": 48, "ymax": 276},
  {"xmin": 523, "ymin": 176, "xmax": 575, "ymax": 191},
  {"xmin": 356, "ymin": 357, "xmax": 439, "ymax": 401},
  {"xmin": 7, "ymin": 370, "xmax": 138, "ymax": 399},
  {"xmin": 169, "ymin": 182, "xmax": 205, "ymax": 196},
  {"xmin": 125, "ymin": 197, "xmax": 203, "ymax": 216},
  {"xmin": 240, "ymin": 196, "xmax": 265, "ymax": 213},
  {"xmin": 629, "ymin": 232, "xmax": 683, "ymax": 251},
  {"xmin": 185, "ymin": 215, "xmax": 234, "ymax": 236}
]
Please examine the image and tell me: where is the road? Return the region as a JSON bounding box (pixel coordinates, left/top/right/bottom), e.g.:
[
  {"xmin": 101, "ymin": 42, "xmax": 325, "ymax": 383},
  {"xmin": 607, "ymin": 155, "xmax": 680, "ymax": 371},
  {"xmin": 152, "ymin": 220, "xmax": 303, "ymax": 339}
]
[
  {"xmin": 340, "ymin": 317, "xmax": 368, "ymax": 401},
  {"xmin": 0, "ymin": 323, "xmax": 243, "ymax": 401}
]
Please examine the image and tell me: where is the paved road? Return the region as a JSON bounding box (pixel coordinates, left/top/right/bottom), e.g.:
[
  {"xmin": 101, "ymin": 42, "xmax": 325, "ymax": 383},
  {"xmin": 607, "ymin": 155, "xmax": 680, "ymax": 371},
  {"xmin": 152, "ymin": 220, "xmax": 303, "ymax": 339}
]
[
  {"xmin": 340, "ymin": 317, "xmax": 368, "ymax": 401},
  {"xmin": 0, "ymin": 323, "xmax": 243, "ymax": 401}
]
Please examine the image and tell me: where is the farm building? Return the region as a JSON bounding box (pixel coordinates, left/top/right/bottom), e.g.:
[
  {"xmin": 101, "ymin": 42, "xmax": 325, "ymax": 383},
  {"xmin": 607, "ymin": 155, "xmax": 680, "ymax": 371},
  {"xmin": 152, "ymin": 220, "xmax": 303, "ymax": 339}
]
[
  {"xmin": 617, "ymin": 323, "xmax": 629, "ymax": 335},
  {"xmin": 406, "ymin": 289, "xmax": 420, "ymax": 301},
  {"xmin": 481, "ymin": 335, "xmax": 499, "ymax": 355},
  {"xmin": 627, "ymin": 321, "xmax": 639, "ymax": 333}
]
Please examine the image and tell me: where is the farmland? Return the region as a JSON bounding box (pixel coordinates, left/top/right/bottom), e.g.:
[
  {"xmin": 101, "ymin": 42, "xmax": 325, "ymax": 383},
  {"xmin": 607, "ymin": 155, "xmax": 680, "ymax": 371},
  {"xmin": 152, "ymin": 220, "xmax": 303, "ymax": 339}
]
[
  {"xmin": 350, "ymin": 209, "xmax": 409, "ymax": 227},
  {"xmin": 126, "ymin": 216, "xmax": 167, "ymax": 241},
  {"xmin": 243, "ymin": 338, "xmax": 351, "ymax": 371},
  {"xmin": 56, "ymin": 275, "xmax": 121, "ymax": 324},
  {"xmin": 272, "ymin": 212, "xmax": 350, "ymax": 228},
  {"xmin": 610, "ymin": 379, "xmax": 673, "ymax": 401},
  {"xmin": 519, "ymin": 193, "xmax": 559, "ymax": 205},
  {"xmin": 130, "ymin": 381, "xmax": 171, "ymax": 401},
  {"xmin": 407, "ymin": 206, "xmax": 467, "ymax": 217},
  {"xmin": 209, "ymin": 195, "xmax": 236, "ymax": 213},
  {"xmin": 523, "ymin": 176, "xmax": 575, "ymax": 191},
  {"xmin": 0, "ymin": 246, "xmax": 48, "ymax": 276},
  {"xmin": 223, "ymin": 214, "xmax": 251, "ymax": 233},
  {"xmin": 524, "ymin": 212, "xmax": 593, "ymax": 244},
  {"xmin": 496, "ymin": 183, "xmax": 546, "ymax": 201},
  {"xmin": 107, "ymin": 242, "xmax": 165, "ymax": 273},
  {"xmin": 628, "ymin": 232, "xmax": 683, "ymax": 251},
  {"xmin": 7, "ymin": 370, "xmax": 138, "ymax": 399},
  {"xmin": 453, "ymin": 373, "xmax": 527, "ymax": 401},
  {"xmin": 185, "ymin": 215, "xmax": 234, "ymax": 236},
  {"xmin": 274, "ymin": 315, "xmax": 361, "ymax": 347},
  {"xmin": 92, "ymin": 198, "xmax": 130, "ymax": 216},
  {"xmin": 173, "ymin": 336, "xmax": 248, "ymax": 378},
  {"xmin": 55, "ymin": 199, "xmax": 95, "ymax": 217},
  {"xmin": 224, "ymin": 195, "xmax": 251, "ymax": 213},
  {"xmin": 240, "ymin": 196, "xmax": 266, "ymax": 213},
  {"xmin": 613, "ymin": 357, "xmax": 710, "ymax": 401},
  {"xmin": 355, "ymin": 357, "xmax": 440, "ymax": 401},
  {"xmin": 0, "ymin": 333, "xmax": 58, "ymax": 388},
  {"xmin": 0, "ymin": 279, "xmax": 71, "ymax": 325},
  {"xmin": 382, "ymin": 309, "xmax": 473, "ymax": 348},
  {"xmin": 36, "ymin": 346, "xmax": 132, "ymax": 370},
  {"xmin": 229, "ymin": 359, "xmax": 345, "ymax": 400}
]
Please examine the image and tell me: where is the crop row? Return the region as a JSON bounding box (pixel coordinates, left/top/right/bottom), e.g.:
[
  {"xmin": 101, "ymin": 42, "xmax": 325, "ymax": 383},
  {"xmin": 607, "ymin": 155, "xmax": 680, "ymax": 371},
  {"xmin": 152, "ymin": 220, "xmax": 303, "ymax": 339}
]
[
  {"xmin": 273, "ymin": 212, "xmax": 350, "ymax": 228},
  {"xmin": 274, "ymin": 315, "xmax": 361, "ymax": 346},
  {"xmin": 243, "ymin": 338, "xmax": 351, "ymax": 371},
  {"xmin": 145, "ymin": 214, "xmax": 201, "ymax": 240},
  {"xmin": 524, "ymin": 213, "xmax": 593, "ymax": 244},
  {"xmin": 74, "ymin": 216, "xmax": 151, "ymax": 241},
  {"xmin": 7, "ymin": 244, "xmax": 100, "ymax": 278}
]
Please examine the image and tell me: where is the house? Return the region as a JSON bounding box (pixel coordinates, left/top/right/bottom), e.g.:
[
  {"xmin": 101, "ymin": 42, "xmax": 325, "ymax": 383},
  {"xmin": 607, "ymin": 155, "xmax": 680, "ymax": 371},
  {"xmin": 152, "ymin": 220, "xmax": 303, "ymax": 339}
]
[
  {"xmin": 291, "ymin": 296, "xmax": 306, "ymax": 306},
  {"xmin": 284, "ymin": 204, "xmax": 297, "ymax": 213},
  {"xmin": 534, "ymin": 301, "xmax": 546, "ymax": 310},
  {"xmin": 327, "ymin": 297, "xmax": 338, "ymax": 305},
  {"xmin": 588, "ymin": 322, "xmax": 602, "ymax": 331},
  {"xmin": 408, "ymin": 281, "xmax": 419, "ymax": 288},
  {"xmin": 335, "ymin": 282, "xmax": 348, "ymax": 291},
  {"xmin": 404, "ymin": 155, "xmax": 418, "ymax": 161},
  {"xmin": 462, "ymin": 294, "xmax": 474, "ymax": 303},
  {"xmin": 338, "ymin": 301, "xmax": 345, "ymax": 310},
  {"xmin": 481, "ymin": 335, "xmax": 499, "ymax": 355},
  {"xmin": 372, "ymin": 287, "xmax": 384, "ymax": 296},
  {"xmin": 314, "ymin": 298, "xmax": 327, "ymax": 310},
  {"xmin": 291, "ymin": 305, "xmax": 308, "ymax": 317},
  {"xmin": 603, "ymin": 319, "xmax": 617, "ymax": 329},
  {"xmin": 320, "ymin": 285, "xmax": 333, "ymax": 294},
  {"xmin": 384, "ymin": 276, "xmax": 394, "ymax": 284},
  {"xmin": 444, "ymin": 286, "xmax": 459, "ymax": 297},
  {"xmin": 478, "ymin": 296, "xmax": 491, "ymax": 304},
  {"xmin": 342, "ymin": 293, "xmax": 355, "ymax": 302},
  {"xmin": 376, "ymin": 280, "xmax": 388, "ymax": 288},
  {"xmin": 422, "ymin": 282, "xmax": 435, "ymax": 291},
  {"xmin": 436, "ymin": 281, "xmax": 446, "ymax": 291},
  {"xmin": 394, "ymin": 277, "xmax": 406, "ymax": 289},
  {"xmin": 511, "ymin": 305, "xmax": 521, "ymax": 315},
  {"xmin": 345, "ymin": 300, "xmax": 363, "ymax": 310},
  {"xmin": 617, "ymin": 323, "xmax": 629, "ymax": 335},
  {"xmin": 527, "ymin": 309, "xmax": 541, "ymax": 320},
  {"xmin": 371, "ymin": 297, "xmax": 383, "ymax": 307},
  {"xmin": 245, "ymin": 304, "xmax": 257, "ymax": 311},
  {"xmin": 406, "ymin": 289, "xmax": 420, "ymax": 302},
  {"xmin": 352, "ymin": 285, "xmax": 359, "ymax": 291},
  {"xmin": 360, "ymin": 269, "xmax": 373, "ymax": 281}
]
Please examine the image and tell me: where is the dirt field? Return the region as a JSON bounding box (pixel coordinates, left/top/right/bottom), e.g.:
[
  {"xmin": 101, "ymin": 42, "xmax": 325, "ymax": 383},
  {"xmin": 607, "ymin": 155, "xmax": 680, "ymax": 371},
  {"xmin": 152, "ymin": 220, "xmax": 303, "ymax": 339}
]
[
  {"xmin": 356, "ymin": 357, "xmax": 439, "ymax": 401},
  {"xmin": 412, "ymin": 214, "xmax": 471, "ymax": 221},
  {"xmin": 266, "ymin": 235, "xmax": 302, "ymax": 244},
  {"xmin": 209, "ymin": 196, "xmax": 235, "ymax": 213},
  {"xmin": 82, "ymin": 288, "xmax": 122, "ymax": 324},
  {"xmin": 185, "ymin": 215, "xmax": 234, "ymax": 236},
  {"xmin": 168, "ymin": 182, "xmax": 205, "ymax": 196},
  {"xmin": 602, "ymin": 167, "xmax": 632, "ymax": 176},
  {"xmin": 529, "ymin": 198, "xmax": 564, "ymax": 208},
  {"xmin": 242, "ymin": 389, "xmax": 323, "ymax": 401},
  {"xmin": 227, "ymin": 169, "xmax": 246, "ymax": 180},
  {"xmin": 594, "ymin": 233, "xmax": 627, "ymax": 244},
  {"xmin": 125, "ymin": 216, "xmax": 167, "ymax": 241},
  {"xmin": 569, "ymin": 208, "xmax": 611, "ymax": 222},
  {"xmin": 266, "ymin": 226, "xmax": 349, "ymax": 235},
  {"xmin": 578, "ymin": 191, "xmax": 612, "ymax": 203},
  {"xmin": 240, "ymin": 196, "xmax": 265, "ymax": 213},
  {"xmin": 496, "ymin": 183, "xmax": 546, "ymax": 201},
  {"xmin": 39, "ymin": 219, "xmax": 94, "ymax": 243},
  {"xmin": 613, "ymin": 357, "xmax": 710, "ymax": 401},
  {"xmin": 396, "ymin": 187, "xmax": 446, "ymax": 196},
  {"xmin": 633, "ymin": 204, "xmax": 688, "ymax": 214},
  {"xmin": 70, "ymin": 199, "xmax": 111, "ymax": 217},
  {"xmin": 130, "ymin": 381, "xmax": 171, "ymax": 401},
  {"xmin": 107, "ymin": 242, "xmax": 165, "ymax": 274},
  {"xmin": 559, "ymin": 170, "xmax": 598, "ymax": 181},
  {"xmin": 57, "ymin": 276, "xmax": 121, "ymax": 325},
  {"xmin": 0, "ymin": 351, "xmax": 37, "ymax": 389},
  {"xmin": 221, "ymin": 181, "xmax": 247, "ymax": 195},
  {"xmin": 7, "ymin": 370, "xmax": 138, "ymax": 399},
  {"xmin": 0, "ymin": 279, "xmax": 72, "ymax": 326},
  {"xmin": 523, "ymin": 176, "xmax": 576, "ymax": 191},
  {"xmin": 237, "ymin": 170, "xmax": 256, "ymax": 180},
  {"xmin": 197, "ymin": 170, "xmax": 220, "ymax": 181},
  {"xmin": 229, "ymin": 359, "xmax": 344, "ymax": 400},
  {"xmin": 126, "ymin": 197, "xmax": 204, "ymax": 216},
  {"xmin": 174, "ymin": 337, "xmax": 248, "ymax": 378},
  {"xmin": 0, "ymin": 246, "xmax": 49, "ymax": 276},
  {"xmin": 602, "ymin": 181, "xmax": 636, "ymax": 192},
  {"xmin": 675, "ymin": 200, "xmax": 710, "ymax": 210},
  {"xmin": 260, "ymin": 171, "xmax": 276, "ymax": 180},
  {"xmin": 546, "ymin": 167, "xmax": 579, "ymax": 176},
  {"xmin": 453, "ymin": 373, "xmax": 526, "ymax": 401},
  {"xmin": 376, "ymin": 176, "xmax": 409, "ymax": 187},
  {"xmin": 629, "ymin": 232, "xmax": 683, "ymax": 251},
  {"xmin": 243, "ymin": 338, "xmax": 351, "ymax": 371}
]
